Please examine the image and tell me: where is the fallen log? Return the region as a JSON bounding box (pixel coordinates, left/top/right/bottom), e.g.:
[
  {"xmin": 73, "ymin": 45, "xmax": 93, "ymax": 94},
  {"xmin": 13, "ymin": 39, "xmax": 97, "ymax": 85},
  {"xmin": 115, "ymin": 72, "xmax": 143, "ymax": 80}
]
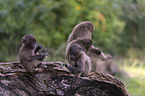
[{"xmin": 0, "ymin": 61, "xmax": 130, "ymax": 96}]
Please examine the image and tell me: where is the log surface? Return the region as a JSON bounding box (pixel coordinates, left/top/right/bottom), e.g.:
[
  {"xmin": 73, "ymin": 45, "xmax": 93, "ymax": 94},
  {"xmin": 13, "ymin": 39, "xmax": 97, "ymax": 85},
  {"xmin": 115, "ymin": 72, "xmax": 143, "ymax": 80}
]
[{"xmin": 0, "ymin": 61, "xmax": 130, "ymax": 96}]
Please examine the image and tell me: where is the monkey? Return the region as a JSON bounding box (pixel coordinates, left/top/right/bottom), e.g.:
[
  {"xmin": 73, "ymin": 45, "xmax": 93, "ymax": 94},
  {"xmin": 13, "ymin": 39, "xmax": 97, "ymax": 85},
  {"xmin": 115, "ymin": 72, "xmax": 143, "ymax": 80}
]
[
  {"xmin": 87, "ymin": 46, "xmax": 112, "ymax": 61},
  {"xmin": 65, "ymin": 44, "xmax": 91, "ymax": 77},
  {"xmin": 68, "ymin": 21, "xmax": 111, "ymax": 60},
  {"xmin": 68, "ymin": 37, "xmax": 111, "ymax": 62},
  {"xmin": 67, "ymin": 21, "xmax": 112, "ymax": 73},
  {"xmin": 87, "ymin": 47, "xmax": 112, "ymax": 72},
  {"xmin": 88, "ymin": 52, "xmax": 112, "ymax": 72},
  {"xmin": 66, "ymin": 38, "xmax": 93, "ymax": 55},
  {"xmin": 68, "ymin": 21, "xmax": 95, "ymax": 43},
  {"xmin": 66, "ymin": 38, "xmax": 111, "ymax": 73},
  {"xmin": 67, "ymin": 21, "xmax": 110, "ymax": 59},
  {"xmin": 19, "ymin": 34, "xmax": 48, "ymax": 73}
]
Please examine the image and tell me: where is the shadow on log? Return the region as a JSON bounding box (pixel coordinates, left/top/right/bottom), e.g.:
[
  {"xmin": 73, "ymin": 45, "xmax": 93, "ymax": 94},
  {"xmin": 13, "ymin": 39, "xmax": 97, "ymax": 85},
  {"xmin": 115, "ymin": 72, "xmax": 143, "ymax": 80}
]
[{"xmin": 0, "ymin": 61, "xmax": 130, "ymax": 96}]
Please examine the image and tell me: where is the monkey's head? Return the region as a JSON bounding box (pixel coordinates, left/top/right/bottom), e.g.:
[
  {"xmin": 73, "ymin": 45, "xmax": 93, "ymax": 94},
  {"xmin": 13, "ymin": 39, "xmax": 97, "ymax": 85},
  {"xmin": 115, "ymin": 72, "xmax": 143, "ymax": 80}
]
[
  {"xmin": 22, "ymin": 34, "xmax": 36, "ymax": 49},
  {"xmin": 74, "ymin": 21, "xmax": 95, "ymax": 33},
  {"xmin": 83, "ymin": 39, "xmax": 92, "ymax": 50},
  {"xmin": 85, "ymin": 21, "xmax": 95, "ymax": 32},
  {"xmin": 69, "ymin": 44, "xmax": 82, "ymax": 60},
  {"xmin": 77, "ymin": 38, "xmax": 92, "ymax": 50}
]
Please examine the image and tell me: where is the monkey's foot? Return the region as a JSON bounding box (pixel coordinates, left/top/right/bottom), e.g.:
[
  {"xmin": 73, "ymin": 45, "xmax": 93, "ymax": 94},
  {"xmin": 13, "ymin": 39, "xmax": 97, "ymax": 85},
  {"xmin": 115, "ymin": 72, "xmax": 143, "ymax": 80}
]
[
  {"xmin": 37, "ymin": 63, "xmax": 48, "ymax": 68},
  {"xmin": 65, "ymin": 63, "xmax": 69, "ymax": 69}
]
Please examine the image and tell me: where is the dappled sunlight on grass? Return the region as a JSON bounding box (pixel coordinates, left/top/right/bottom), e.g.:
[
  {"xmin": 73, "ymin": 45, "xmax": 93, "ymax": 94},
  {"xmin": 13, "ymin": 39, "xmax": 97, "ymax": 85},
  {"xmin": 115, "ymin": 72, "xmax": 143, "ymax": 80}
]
[
  {"xmin": 122, "ymin": 65, "xmax": 145, "ymax": 78},
  {"xmin": 115, "ymin": 58, "xmax": 145, "ymax": 96}
]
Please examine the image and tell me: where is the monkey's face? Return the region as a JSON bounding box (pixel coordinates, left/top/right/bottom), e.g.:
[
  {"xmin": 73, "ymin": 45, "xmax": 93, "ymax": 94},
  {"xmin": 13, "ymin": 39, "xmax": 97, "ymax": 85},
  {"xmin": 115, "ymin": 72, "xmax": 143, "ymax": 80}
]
[
  {"xmin": 87, "ymin": 22, "xmax": 95, "ymax": 32},
  {"xmin": 69, "ymin": 44, "xmax": 82, "ymax": 60},
  {"xmin": 84, "ymin": 39, "xmax": 92, "ymax": 50},
  {"xmin": 78, "ymin": 21, "xmax": 95, "ymax": 32},
  {"xmin": 22, "ymin": 34, "xmax": 36, "ymax": 49}
]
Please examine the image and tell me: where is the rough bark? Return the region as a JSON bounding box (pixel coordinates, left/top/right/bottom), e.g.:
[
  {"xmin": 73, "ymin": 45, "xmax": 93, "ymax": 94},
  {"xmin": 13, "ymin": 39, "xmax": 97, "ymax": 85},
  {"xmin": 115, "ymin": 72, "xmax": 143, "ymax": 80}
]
[{"xmin": 0, "ymin": 61, "xmax": 130, "ymax": 96}]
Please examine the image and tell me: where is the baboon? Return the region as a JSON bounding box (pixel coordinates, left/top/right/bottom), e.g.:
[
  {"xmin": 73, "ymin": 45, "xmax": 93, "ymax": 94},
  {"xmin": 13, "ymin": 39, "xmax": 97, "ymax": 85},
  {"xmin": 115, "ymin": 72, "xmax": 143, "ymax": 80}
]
[
  {"xmin": 68, "ymin": 21, "xmax": 95, "ymax": 43},
  {"xmin": 65, "ymin": 44, "xmax": 91, "ymax": 77},
  {"xmin": 88, "ymin": 52, "xmax": 112, "ymax": 72},
  {"xmin": 66, "ymin": 37, "xmax": 103, "ymax": 56},
  {"xmin": 68, "ymin": 38, "xmax": 111, "ymax": 62},
  {"xmin": 87, "ymin": 46, "xmax": 112, "ymax": 61},
  {"xmin": 68, "ymin": 21, "xmax": 112, "ymax": 72},
  {"xmin": 66, "ymin": 38, "xmax": 93, "ymax": 55},
  {"xmin": 19, "ymin": 34, "xmax": 48, "ymax": 73},
  {"xmin": 87, "ymin": 45, "xmax": 112, "ymax": 72}
]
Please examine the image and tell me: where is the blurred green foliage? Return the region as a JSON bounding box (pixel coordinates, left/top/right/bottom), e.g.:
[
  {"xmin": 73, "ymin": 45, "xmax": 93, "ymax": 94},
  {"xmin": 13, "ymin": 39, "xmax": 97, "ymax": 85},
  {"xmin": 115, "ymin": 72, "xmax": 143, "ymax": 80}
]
[
  {"xmin": 0, "ymin": 0, "xmax": 145, "ymax": 61},
  {"xmin": 1, "ymin": 1, "xmax": 145, "ymax": 95}
]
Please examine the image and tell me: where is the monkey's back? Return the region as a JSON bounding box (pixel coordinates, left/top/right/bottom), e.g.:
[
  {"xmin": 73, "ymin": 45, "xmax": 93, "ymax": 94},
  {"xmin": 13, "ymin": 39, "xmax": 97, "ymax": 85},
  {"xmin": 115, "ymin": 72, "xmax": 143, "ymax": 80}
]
[{"xmin": 68, "ymin": 28, "xmax": 91, "ymax": 43}]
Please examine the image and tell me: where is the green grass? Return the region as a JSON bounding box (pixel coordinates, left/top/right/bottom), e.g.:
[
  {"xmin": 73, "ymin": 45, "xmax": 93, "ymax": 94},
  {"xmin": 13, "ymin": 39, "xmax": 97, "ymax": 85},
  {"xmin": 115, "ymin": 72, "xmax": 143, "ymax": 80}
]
[{"xmin": 115, "ymin": 58, "xmax": 145, "ymax": 96}]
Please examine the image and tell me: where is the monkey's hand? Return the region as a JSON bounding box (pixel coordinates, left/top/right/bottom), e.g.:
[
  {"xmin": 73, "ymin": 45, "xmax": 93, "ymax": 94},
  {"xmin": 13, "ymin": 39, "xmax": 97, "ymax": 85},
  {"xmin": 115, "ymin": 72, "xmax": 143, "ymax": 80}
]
[
  {"xmin": 65, "ymin": 63, "xmax": 82, "ymax": 76},
  {"xmin": 38, "ymin": 53, "xmax": 48, "ymax": 61},
  {"xmin": 44, "ymin": 53, "xmax": 48, "ymax": 56},
  {"xmin": 106, "ymin": 54, "xmax": 112, "ymax": 59},
  {"xmin": 37, "ymin": 44, "xmax": 43, "ymax": 49},
  {"xmin": 34, "ymin": 44, "xmax": 43, "ymax": 54},
  {"xmin": 65, "ymin": 63, "xmax": 75, "ymax": 74},
  {"xmin": 89, "ymin": 48, "xmax": 101, "ymax": 55}
]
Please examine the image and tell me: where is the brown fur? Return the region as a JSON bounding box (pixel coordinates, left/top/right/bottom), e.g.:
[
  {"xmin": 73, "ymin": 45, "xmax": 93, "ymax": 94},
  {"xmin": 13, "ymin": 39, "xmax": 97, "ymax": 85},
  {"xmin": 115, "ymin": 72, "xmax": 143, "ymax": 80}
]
[
  {"xmin": 88, "ymin": 52, "xmax": 112, "ymax": 72},
  {"xmin": 68, "ymin": 21, "xmax": 112, "ymax": 73},
  {"xmin": 65, "ymin": 44, "xmax": 91, "ymax": 77},
  {"xmin": 66, "ymin": 38, "xmax": 92, "ymax": 57},
  {"xmin": 68, "ymin": 21, "xmax": 95, "ymax": 43},
  {"xmin": 19, "ymin": 34, "xmax": 47, "ymax": 73}
]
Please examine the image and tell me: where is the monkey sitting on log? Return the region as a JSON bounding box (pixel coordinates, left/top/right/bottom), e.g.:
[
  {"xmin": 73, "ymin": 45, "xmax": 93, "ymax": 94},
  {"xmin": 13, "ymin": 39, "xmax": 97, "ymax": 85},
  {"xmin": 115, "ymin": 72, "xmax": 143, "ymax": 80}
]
[
  {"xmin": 65, "ymin": 44, "xmax": 91, "ymax": 77},
  {"xmin": 19, "ymin": 34, "xmax": 48, "ymax": 73}
]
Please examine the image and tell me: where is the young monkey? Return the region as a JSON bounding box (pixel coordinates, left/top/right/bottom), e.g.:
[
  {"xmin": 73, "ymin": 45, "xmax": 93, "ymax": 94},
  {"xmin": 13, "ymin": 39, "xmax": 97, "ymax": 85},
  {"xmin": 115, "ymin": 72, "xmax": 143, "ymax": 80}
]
[
  {"xmin": 66, "ymin": 38, "xmax": 93, "ymax": 56},
  {"xmin": 65, "ymin": 44, "xmax": 91, "ymax": 77},
  {"xmin": 19, "ymin": 34, "xmax": 48, "ymax": 73}
]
